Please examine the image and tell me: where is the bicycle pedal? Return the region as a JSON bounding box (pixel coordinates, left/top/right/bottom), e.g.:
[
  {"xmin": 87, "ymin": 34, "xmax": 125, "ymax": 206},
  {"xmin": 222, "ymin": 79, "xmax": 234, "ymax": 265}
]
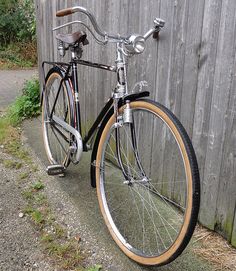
[{"xmin": 46, "ymin": 164, "xmax": 65, "ymax": 176}]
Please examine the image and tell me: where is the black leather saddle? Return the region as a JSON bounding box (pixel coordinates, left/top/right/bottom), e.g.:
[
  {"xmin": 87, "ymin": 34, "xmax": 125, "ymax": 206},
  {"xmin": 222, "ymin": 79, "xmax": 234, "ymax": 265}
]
[{"xmin": 56, "ymin": 31, "xmax": 89, "ymax": 46}]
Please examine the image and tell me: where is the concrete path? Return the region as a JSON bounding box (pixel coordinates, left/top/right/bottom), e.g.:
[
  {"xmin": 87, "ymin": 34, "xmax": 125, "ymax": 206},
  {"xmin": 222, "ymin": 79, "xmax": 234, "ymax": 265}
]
[
  {"xmin": 0, "ymin": 69, "xmax": 37, "ymax": 111},
  {"xmin": 0, "ymin": 69, "xmax": 215, "ymax": 270},
  {"xmin": 23, "ymin": 117, "xmax": 215, "ymax": 271}
]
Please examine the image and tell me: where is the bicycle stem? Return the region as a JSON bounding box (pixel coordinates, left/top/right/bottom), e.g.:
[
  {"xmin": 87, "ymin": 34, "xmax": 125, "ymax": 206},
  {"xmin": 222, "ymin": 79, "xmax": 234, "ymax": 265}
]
[{"xmin": 113, "ymin": 43, "xmax": 128, "ymax": 98}]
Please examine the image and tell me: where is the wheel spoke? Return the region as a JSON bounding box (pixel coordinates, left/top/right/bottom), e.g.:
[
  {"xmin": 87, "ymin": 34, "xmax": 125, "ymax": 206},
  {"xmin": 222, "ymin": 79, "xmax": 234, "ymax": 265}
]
[
  {"xmin": 42, "ymin": 73, "xmax": 71, "ymax": 165},
  {"xmin": 96, "ymin": 100, "xmax": 199, "ymax": 265}
]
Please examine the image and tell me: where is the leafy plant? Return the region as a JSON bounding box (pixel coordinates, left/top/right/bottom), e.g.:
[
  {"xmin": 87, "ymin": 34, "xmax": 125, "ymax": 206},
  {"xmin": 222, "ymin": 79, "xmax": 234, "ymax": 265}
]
[
  {"xmin": 7, "ymin": 78, "xmax": 40, "ymax": 125},
  {"xmin": 32, "ymin": 181, "xmax": 45, "ymax": 191},
  {"xmin": 0, "ymin": 0, "xmax": 36, "ymax": 45},
  {"xmin": 0, "ymin": 42, "xmax": 37, "ymax": 69},
  {"xmin": 0, "ymin": 0, "xmax": 37, "ymax": 68},
  {"xmin": 31, "ymin": 209, "xmax": 45, "ymax": 225}
]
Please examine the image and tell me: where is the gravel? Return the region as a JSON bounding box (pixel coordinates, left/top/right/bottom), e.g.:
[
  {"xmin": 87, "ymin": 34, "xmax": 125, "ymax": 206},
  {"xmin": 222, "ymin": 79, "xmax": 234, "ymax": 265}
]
[
  {"xmin": 0, "ymin": 127, "xmax": 216, "ymax": 271},
  {"xmin": 0, "ymin": 151, "xmax": 54, "ymax": 271}
]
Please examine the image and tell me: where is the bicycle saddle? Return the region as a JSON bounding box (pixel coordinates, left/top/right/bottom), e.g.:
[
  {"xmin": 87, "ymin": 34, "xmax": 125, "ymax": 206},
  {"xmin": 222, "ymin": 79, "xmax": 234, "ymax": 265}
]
[{"xmin": 56, "ymin": 31, "xmax": 89, "ymax": 46}]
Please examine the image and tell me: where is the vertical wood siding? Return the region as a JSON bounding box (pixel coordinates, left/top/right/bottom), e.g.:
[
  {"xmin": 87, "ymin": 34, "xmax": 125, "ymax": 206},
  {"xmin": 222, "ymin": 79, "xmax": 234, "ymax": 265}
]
[{"xmin": 35, "ymin": 0, "xmax": 236, "ymax": 246}]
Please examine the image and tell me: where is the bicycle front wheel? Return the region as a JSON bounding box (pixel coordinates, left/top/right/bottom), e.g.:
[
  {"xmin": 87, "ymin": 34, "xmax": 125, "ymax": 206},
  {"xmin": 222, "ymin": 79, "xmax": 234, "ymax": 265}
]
[
  {"xmin": 95, "ymin": 99, "xmax": 200, "ymax": 266},
  {"xmin": 42, "ymin": 68, "xmax": 73, "ymax": 166}
]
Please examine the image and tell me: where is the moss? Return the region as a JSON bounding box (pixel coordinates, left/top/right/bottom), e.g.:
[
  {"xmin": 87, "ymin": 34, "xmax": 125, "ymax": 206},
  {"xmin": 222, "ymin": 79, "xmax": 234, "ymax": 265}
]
[
  {"xmin": 223, "ymin": 215, "xmax": 235, "ymax": 243},
  {"xmin": 231, "ymin": 231, "xmax": 236, "ymax": 247}
]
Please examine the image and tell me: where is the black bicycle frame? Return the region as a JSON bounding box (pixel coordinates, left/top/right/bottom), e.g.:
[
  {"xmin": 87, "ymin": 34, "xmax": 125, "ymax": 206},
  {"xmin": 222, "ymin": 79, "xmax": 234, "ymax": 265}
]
[
  {"xmin": 42, "ymin": 59, "xmax": 150, "ymax": 178},
  {"xmin": 42, "ymin": 59, "xmax": 117, "ymax": 148}
]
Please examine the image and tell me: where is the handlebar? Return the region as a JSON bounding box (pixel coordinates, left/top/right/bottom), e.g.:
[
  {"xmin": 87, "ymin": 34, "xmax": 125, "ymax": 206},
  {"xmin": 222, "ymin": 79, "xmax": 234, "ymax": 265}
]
[
  {"xmin": 55, "ymin": 6, "xmax": 165, "ymax": 53},
  {"xmin": 56, "ymin": 6, "xmax": 126, "ymax": 41}
]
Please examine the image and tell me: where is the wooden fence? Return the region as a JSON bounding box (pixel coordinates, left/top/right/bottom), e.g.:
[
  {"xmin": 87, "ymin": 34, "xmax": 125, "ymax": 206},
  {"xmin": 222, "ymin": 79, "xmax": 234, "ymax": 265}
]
[{"xmin": 35, "ymin": 0, "xmax": 236, "ymax": 246}]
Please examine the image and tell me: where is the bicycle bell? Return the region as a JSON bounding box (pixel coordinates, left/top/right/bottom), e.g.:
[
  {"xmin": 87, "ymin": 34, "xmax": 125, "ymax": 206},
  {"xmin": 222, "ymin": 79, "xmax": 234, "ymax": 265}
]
[{"xmin": 125, "ymin": 34, "xmax": 146, "ymax": 54}]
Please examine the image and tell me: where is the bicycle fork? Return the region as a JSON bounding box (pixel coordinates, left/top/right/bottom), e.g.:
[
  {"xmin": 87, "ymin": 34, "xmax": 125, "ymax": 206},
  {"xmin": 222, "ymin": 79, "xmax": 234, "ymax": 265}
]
[{"xmin": 113, "ymin": 99, "xmax": 147, "ymax": 184}]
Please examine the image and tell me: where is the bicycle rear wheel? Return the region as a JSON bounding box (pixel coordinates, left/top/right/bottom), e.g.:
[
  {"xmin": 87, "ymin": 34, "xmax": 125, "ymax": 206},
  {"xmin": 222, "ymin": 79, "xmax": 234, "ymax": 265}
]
[
  {"xmin": 95, "ymin": 99, "xmax": 200, "ymax": 266},
  {"xmin": 42, "ymin": 68, "xmax": 73, "ymax": 166}
]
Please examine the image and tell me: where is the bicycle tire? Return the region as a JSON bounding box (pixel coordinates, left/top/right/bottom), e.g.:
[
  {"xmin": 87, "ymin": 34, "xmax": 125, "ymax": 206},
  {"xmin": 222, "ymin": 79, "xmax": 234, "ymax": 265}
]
[
  {"xmin": 95, "ymin": 99, "xmax": 200, "ymax": 266},
  {"xmin": 42, "ymin": 67, "xmax": 74, "ymax": 166}
]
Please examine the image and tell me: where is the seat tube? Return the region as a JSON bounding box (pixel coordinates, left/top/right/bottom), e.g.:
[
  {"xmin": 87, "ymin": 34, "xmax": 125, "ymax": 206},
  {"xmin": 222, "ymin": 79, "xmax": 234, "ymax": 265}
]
[{"xmin": 72, "ymin": 61, "xmax": 82, "ymax": 134}]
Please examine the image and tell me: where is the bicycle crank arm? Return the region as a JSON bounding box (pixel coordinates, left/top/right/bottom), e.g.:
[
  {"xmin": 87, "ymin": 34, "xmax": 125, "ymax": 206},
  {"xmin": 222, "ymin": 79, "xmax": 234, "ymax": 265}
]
[{"xmin": 52, "ymin": 115, "xmax": 83, "ymax": 163}]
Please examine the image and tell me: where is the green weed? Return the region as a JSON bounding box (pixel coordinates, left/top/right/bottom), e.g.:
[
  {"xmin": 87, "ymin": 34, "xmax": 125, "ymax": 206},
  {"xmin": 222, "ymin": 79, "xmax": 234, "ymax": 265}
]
[
  {"xmin": 0, "ymin": 117, "xmax": 10, "ymax": 143},
  {"xmin": 35, "ymin": 193, "xmax": 47, "ymax": 205},
  {"xmin": 7, "ymin": 78, "xmax": 40, "ymax": 126},
  {"xmin": 31, "ymin": 209, "xmax": 44, "ymax": 225},
  {"xmin": 19, "ymin": 171, "xmax": 30, "ymax": 180},
  {"xmin": 0, "ymin": 47, "xmax": 34, "ymax": 69},
  {"xmin": 45, "ymin": 240, "xmax": 83, "ymax": 270},
  {"xmin": 32, "ymin": 181, "xmax": 45, "ymax": 191},
  {"xmin": 22, "ymin": 190, "xmax": 34, "ymax": 201},
  {"xmin": 85, "ymin": 265, "xmax": 102, "ymax": 271},
  {"xmin": 0, "ymin": 78, "xmax": 40, "ymax": 161},
  {"xmin": 54, "ymin": 224, "xmax": 66, "ymax": 239},
  {"xmin": 23, "ymin": 205, "xmax": 34, "ymax": 214},
  {"xmin": 41, "ymin": 233, "xmax": 54, "ymax": 244}
]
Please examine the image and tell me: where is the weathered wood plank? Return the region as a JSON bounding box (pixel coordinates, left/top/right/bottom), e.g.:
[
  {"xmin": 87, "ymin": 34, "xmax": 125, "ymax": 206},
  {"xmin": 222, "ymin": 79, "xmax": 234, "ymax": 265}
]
[
  {"xmin": 154, "ymin": 0, "xmax": 175, "ymax": 106},
  {"xmin": 34, "ymin": 0, "xmax": 43, "ymax": 83},
  {"xmin": 192, "ymin": 0, "xmax": 223, "ymax": 229},
  {"xmin": 232, "ymin": 195, "xmax": 236, "ymax": 246},
  {"xmin": 212, "ymin": 0, "xmax": 236, "ymax": 241},
  {"xmin": 165, "ymin": 0, "xmax": 189, "ymax": 118},
  {"xmin": 180, "ymin": 0, "xmax": 205, "ymax": 137}
]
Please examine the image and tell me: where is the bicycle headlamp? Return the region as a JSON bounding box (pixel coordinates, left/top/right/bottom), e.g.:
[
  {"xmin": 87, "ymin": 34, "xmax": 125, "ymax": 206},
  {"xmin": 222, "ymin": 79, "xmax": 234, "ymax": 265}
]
[{"xmin": 125, "ymin": 34, "xmax": 146, "ymax": 54}]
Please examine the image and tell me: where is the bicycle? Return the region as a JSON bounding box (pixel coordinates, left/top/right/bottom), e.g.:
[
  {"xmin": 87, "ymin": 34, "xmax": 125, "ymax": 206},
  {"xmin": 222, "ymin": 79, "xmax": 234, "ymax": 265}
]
[{"xmin": 41, "ymin": 6, "xmax": 200, "ymax": 266}]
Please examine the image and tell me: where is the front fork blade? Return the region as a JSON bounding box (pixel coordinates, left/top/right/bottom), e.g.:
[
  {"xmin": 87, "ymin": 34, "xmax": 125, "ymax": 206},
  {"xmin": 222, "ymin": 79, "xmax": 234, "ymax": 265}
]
[{"xmin": 115, "ymin": 123, "xmax": 146, "ymax": 182}]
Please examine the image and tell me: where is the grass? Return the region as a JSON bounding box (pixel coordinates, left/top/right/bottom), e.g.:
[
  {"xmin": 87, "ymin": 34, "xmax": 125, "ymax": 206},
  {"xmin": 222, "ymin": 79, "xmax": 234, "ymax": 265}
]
[
  {"xmin": 3, "ymin": 159, "xmax": 22, "ymax": 169},
  {"xmin": 0, "ymin": 77, "xmax": 40, "ymax": 159},
  {"xmin": 19, "ymin": 171, "xmax": 30, "ymax": 180},
  {"xmin": 21, "ymin": 182, "xmax": 97, "ymax": 270},
  {"xmin": 32, "ymin": 181, "xmax": 45, "ymax": 191},
  {"xmin": 0, "ymin": 42, "xmax": 37, "ymax": 69},
  {"xmin": 44, "ymin": 240, "xmax": 83, "ymax": 269},
  {"xmin": 0, "ymin": 117, "xmax": 32, "ymax": 161}
]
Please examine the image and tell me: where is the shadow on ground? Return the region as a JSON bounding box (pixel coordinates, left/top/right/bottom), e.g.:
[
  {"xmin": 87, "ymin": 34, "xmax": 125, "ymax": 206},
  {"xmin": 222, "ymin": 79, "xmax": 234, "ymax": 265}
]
[{"xmin": 23, "ymin": 117, "xmax": 214, "ymax": 271}]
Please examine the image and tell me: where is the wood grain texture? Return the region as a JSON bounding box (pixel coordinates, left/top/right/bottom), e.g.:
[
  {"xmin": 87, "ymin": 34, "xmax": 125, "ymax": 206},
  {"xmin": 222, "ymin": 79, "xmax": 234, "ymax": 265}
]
[
  {"xmin": 35, "ymin": 0, "xmax": 236, "ymax": 246},
  {"xmin": 192, "ymin": 0, "xmax": 223, "ymax": 229},
  {"xmin": 211, "ymin": 0, "xmax": 236, "ymax": 240}
]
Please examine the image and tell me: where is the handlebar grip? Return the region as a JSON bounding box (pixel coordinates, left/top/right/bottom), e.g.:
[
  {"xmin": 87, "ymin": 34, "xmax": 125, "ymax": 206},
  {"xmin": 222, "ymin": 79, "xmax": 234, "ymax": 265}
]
[{"xmin": 56, "ymin": 8, "xmax": 74, "ymax": 17}]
